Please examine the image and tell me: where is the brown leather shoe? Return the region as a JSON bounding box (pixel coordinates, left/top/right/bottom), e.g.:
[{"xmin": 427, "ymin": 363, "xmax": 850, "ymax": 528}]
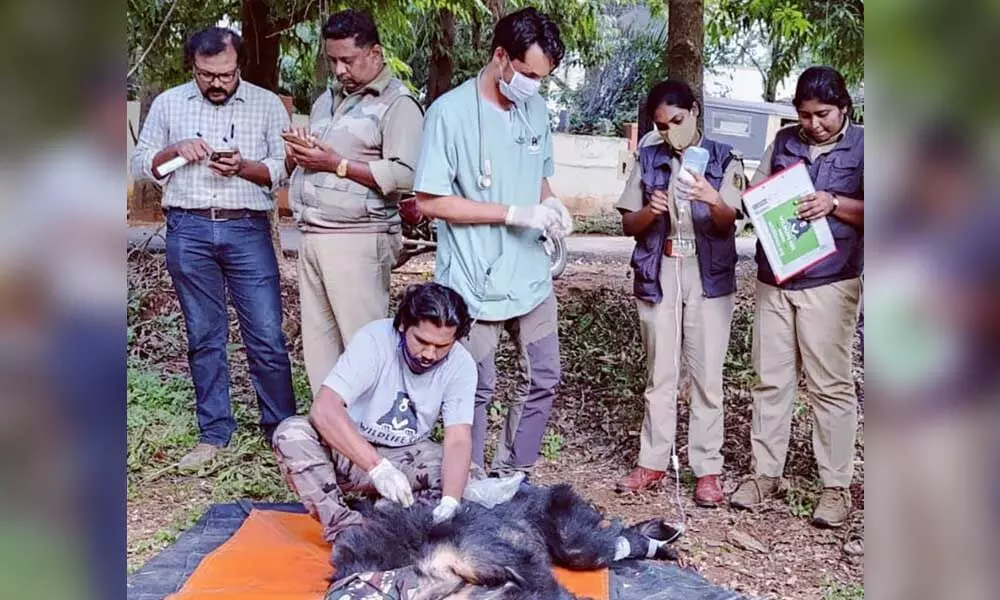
[
  {"xmin": 615, "ymin": 466, "xmax": 665, "ymax": 493},
  {"xmin": 694, "ymin": 475, "xmax": 724, "ymax": 507}
]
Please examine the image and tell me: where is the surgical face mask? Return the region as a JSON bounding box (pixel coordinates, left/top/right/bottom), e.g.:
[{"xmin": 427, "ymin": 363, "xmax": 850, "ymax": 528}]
[
  {"xmin": 498, "ymin": 58, "xmax": 540, "ymax": 104},
  {"xmin": 660, "ymin": 111, "xmax": 699, "ymax": 151},
  {"xmin": 399, "ymin": 333, "xmax": 447, "ymax": 375}
]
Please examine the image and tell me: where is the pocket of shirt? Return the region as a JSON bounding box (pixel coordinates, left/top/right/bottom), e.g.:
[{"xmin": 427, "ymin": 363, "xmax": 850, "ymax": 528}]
[{"xmin": 309, "ymin": 173, "xmax": 372, "ymax": 222}]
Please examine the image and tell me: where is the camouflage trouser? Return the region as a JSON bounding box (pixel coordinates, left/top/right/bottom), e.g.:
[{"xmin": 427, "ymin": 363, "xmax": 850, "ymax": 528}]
[
  {"xmin": 327, "ymin": 567, "xmax": 518, "ymax": 600},
  {"xmin": 273, "ymin": 416, "xmax": 482, "ymax": 542}
]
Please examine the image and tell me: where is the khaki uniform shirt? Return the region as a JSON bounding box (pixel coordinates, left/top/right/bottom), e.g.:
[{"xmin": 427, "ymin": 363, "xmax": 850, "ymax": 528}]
[
  {"xmin": 616, "ymin": 132, "xmax": 747, "ymax": 240},
  {"xmin": 290, "ymin": 66, "xmax": 424, "ymax": 233}
]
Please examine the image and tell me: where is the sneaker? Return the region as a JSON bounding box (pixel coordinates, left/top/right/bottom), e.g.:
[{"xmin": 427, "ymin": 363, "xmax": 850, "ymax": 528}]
[
  {"xmin": 729, "ymin": 475, "xmax": 781, "ymax": 510},
  {"xmin": 694, "ymin": 475, "xmax": 724, "ymax": 508},
  {"xmin": 811, "ymin": 487, "xmax": 852, "ymax": 528},
  {"xmin": 179, "ymin": 442, "xmax": 221, "ymax": 471},
  {"xmin": 615, "ymin": 466, "xmax": 665, "ymax": 493}
]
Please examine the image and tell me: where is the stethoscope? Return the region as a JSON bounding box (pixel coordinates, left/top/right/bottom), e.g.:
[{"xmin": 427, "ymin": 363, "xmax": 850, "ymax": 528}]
[{"xmin": 474, "ymin": 68, "xmax": 540, "ymax": 190}]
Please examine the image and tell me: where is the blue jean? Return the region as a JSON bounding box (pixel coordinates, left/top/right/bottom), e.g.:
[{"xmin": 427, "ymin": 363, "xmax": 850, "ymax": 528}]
[{"xmin": 165, "ymin": 210, "xmax": 295, "ymax": 446}]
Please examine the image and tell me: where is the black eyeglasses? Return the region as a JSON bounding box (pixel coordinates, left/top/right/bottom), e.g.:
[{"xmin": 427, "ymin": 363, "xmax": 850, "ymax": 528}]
[{"xmin": 194, "ymin": 67, "xmax": 239, "ymax": 85}]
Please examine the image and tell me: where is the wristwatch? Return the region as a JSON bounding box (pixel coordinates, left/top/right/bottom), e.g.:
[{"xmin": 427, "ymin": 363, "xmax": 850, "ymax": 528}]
[
  {"xmin": 831, "ymin": 194, "xmax": 840, "ymax": 212},
  {"xmin": 336, "ymin": 157, "xmax": 349, "ymax": 178}
]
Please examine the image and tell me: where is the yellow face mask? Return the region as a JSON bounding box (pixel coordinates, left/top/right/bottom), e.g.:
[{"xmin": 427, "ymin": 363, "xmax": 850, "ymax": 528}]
[{"xmin": 660, "ymin": 112, "xmax": 699, "ymax": 152}]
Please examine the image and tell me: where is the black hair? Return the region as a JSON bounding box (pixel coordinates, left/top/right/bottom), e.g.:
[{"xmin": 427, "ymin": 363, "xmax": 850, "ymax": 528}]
[
  {"xmin": 322, "ymin": 9, "xmax": 381, "ymax": 48},
  {"xmin": 491, "ymin": 7, "xmax": 565, "ymax": 69},
  {"xmin": 393, "ymin": 283, "xmax": 471, "ymax": 340},
  {"xmin": 793, "ymin": 66, "xmax": 853, "ymax": 114},
  {"xmin": 184, "ymin": 27, "xmax": 244, "ymax": 69},
  {"xmin": 644, "ymin": 80, "xmax": 697, "ymax": 121}
]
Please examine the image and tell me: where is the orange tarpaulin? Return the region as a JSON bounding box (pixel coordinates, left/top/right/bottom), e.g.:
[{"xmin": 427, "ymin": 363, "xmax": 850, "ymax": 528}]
[{"xmin": 168, "ymin": 509, "xmax": 609, "ymax": 600}]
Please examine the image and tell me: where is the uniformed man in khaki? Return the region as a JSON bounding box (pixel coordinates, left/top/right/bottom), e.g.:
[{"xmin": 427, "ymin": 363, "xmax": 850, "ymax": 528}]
[
  {"xmin": 615, "ymin": 80, "xmax": 746, "ymax": 508},
  {"xmin": 285, "ymin": 9, "xmax": 424, "ymax": 393}
]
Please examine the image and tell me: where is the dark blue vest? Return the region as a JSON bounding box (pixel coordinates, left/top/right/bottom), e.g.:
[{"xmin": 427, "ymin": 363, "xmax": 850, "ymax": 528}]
[
  {"xmin": 630, "ymin": 138, "xmax": 739, "ymax": 302},
  {"xmin": 755, "ymin": 124, "xmax": 864, "ymax": 289}
]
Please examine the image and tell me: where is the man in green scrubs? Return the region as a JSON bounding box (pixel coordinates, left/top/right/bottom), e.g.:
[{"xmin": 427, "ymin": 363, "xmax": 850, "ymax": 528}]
[{"xmin": 412, "ymin": 7, "xmax": 571, "ymax": 475}]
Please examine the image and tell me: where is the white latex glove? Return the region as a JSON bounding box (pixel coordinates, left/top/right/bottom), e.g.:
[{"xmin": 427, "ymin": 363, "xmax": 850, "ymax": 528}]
[
  {"xmin": 674, "ymin": 167, "xmax": 696, "ymax": 202},
  {"xmin": 505, "ymin": 204, "xmax": 561, "ymax": 232},
  {"xmin": 541, "ymin": 196, "xmax": 573, "ymax": 239},
  {"xmin": 431, "ymin": 495, "xmax": 460, "ymax": 524},
  {"xmin": 368, "ymin": 458, "xmax": 414, "ymax": 507}
]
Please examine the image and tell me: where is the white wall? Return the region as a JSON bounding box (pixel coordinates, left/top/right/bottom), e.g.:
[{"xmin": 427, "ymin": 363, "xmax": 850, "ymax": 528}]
[{"xmin": 549, "ymin": 133, "xmax": 630, "ymax": 212}]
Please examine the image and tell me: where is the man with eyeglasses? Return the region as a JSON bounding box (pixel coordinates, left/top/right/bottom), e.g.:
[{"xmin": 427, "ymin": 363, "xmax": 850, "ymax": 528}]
[
  {"xmin": 284, "ymin": 9, "xmax": 424, "ymax": 396},
  {"xmin": 131, "ymin": 26, "xmax": 296, "ymax": 470}
]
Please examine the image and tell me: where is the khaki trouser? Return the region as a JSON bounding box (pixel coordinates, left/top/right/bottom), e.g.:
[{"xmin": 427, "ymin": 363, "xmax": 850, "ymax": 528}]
[
  {"xmin": 461, "ymin": 293, "xmax": 561, "ymax": 473},
  {"xmin": 273, "ymin": 416, "xmax": 485, "ymax": 542},
  {"xmin": 637, "ymin": 257, "xmax": 735, "ymax": 476},
  {"xmin": 750, "ymin": 277, "xmax": 861, "ymax": 487},
  {"xmin": 298, "ymin": 231, "xmax": 401, "ymax": 393}
]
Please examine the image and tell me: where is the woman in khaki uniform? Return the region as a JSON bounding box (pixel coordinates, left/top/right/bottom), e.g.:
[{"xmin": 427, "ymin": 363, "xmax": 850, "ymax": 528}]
[
  {"xmin": 729, "ymin": 66, "xmax": 864, "ymax": 528},
  {"xmin": 615, "ymin": 81, "xmax": 746, "ymax": 507}
]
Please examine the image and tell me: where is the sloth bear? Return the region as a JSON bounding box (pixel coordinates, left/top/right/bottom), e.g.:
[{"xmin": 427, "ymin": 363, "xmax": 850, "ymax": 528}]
[{"xmin": 329, "ymin": 483, "xmax": 682, "ymax": 600}]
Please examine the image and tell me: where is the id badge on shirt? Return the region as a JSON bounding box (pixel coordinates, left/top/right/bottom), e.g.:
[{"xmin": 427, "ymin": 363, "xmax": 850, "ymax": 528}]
[{"xmin": 527, "ymin": 136, "xmax": 542, "ymax": 156}]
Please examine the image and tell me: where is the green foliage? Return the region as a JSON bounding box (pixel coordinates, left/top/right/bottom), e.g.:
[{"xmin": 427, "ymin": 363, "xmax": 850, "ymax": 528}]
[
  {"xmin": 127, "ymin": 0, "xmax": 240, "ymax": 95},
  {"xmin": 786, "ymin": 486, "xmax": 814, "ymax": 518},
  {"xmin": 126, "ymin": 363, "xmax": 295, "ymax": 502},
  {"xmin": 540, "ymin": 431, "xmax": 564, "ymax": 460},
  {"xmin": 822, "ymin": 580, "xmax": 864, "ymax": 600},
  {"xmin": 508, "ymin": 0, "xmax": 606, "ymax": 67},
  {"xmin": 785, "ymin": 477, "xmax": 821, "ymax": 519},
  {"xmin": 127, "ymin": 368, "xmax": 199, "ymax": 479},
  {"xmin": 279, "ymin": 21, "xmax": 321, "ymax": 112},
  {"xmin": 706, "ymin": 0, "xmax": 864, "ymax": 101},
  {"xmin": 572, "ymin": 209, "xmax": 622, "ymax": 235},
  {"xmin": 802, "ymin": 0, "xmax": 864, "ymax": 88},
  {"xmin": 129, "ymin": 0, "xmax": 613, "ymax": 105},
  {"xmin": 559, "ymin": 4, "xmax": 666, "ymax": 135}
]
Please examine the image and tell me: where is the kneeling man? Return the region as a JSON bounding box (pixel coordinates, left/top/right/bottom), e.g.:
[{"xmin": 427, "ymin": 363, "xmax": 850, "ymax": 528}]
[{"xmin": 274, "ymin": 283, "xmax": 482, "ymax": 542}]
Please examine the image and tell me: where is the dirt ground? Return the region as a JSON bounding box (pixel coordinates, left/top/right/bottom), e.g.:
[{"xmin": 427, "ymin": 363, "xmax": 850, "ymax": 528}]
[{"xmin": 127, "ymin": 251, "xmax": 863, "ymax": 600}]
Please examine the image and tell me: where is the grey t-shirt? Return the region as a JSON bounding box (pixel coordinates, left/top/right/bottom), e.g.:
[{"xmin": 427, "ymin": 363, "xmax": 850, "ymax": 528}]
[{"xmin": 322, "ymin": 319, "xmax": 476, "ymax": 447}]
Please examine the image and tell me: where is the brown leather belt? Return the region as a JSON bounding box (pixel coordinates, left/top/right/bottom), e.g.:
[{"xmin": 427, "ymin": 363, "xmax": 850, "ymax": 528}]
[{"xmin": 170, "ymin": 207, "xmax": 269, "ymax": 221}]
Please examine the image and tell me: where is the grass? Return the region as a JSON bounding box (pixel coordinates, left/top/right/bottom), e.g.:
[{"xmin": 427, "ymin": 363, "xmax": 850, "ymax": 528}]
[
  {"xmin": 786, "ymin": 486, "xmax": 816, "ymax": 519},
  {"xmin": 127, "ymin": 505, "xmax": 203, "ymax": 574},
  {"xmin": 540, "ymin": 432, "xmax": 565, "ymax": 460},
  {"xmin": 126, "ymin": 363, "xmax": 299, "ymax": 503},
  {"xmin": 822, "ymin": 580, "xmax": 864, "ymax": 600},
  {"xmin": 572, "ymin": 208, "xmax": 621, "ymax": 236}
]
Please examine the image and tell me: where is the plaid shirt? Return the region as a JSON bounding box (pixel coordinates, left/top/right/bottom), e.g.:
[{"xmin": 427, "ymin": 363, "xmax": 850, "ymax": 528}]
[{"xmin": 131, "ymin": 80, "xmax": 289, "ymax": 211}]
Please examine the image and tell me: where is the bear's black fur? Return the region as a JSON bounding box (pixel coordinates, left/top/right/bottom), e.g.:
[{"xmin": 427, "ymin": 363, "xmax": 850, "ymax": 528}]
[{"xmin": 331, "ymin": 483, "xmax": 680, "ymax": 599}]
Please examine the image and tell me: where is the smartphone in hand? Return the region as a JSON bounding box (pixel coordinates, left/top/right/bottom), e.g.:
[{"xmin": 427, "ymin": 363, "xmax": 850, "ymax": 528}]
[
  {"xmin": 280, "ymin": 131, "xmax": 316, "ymax": 148},
  {"xmin": 210, "ymin": 149, "xmax": 236, "ymax": 162}
]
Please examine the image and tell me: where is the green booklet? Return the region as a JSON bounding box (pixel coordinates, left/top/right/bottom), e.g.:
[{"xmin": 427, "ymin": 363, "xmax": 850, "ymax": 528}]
[{"xmin": 743, "ymin": 162, "xmax": 836, "ymax": 282}]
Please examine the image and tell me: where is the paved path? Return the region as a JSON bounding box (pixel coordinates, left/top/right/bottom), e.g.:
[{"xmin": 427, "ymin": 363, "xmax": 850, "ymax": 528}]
[{"xmin": 128, "ymin": 225, "xmax": 757, "ymax": 259}]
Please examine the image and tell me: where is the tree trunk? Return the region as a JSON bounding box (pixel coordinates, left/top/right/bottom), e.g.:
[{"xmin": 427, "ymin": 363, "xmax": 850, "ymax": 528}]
[
  {"xmin": 486, "ymin": 0, "xmax": 506, "ymax": 22},
  {"xmin": 241, "ymin": 0, "xmax": 281, "ymax": 92},
  {"xmin": 426, "ymin": 8, "xmax": 455, "ymax": 107},
  {"xmin": 665, "ymin": 0, "xmax": 705, "ymax": 129},
  {"xmin": 312, "ymin": 42, "xmax": 330, "ymax": 104},
  {"xmin": 133, "ymin": 82, "xmax": 164, "ymax": 220},
  {"xmin": 762, "ymin": 70, "xmax": 779, "ymax": 103}
]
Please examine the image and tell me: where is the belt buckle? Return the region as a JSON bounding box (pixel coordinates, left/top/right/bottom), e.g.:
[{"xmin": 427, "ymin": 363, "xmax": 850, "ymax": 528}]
[{"xmin": 209, "ymin": 207, "xmax": 227, "ymax": 222}]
